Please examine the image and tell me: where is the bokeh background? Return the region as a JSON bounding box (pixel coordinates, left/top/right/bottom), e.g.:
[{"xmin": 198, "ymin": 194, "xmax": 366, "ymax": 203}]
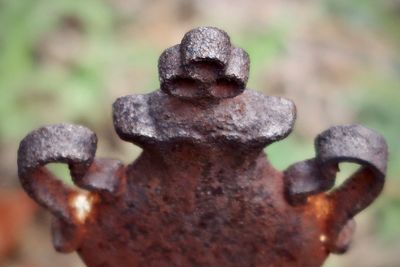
[{"xmin": 0, "ymin": 0, "xmax": 399, "ymax": 266}]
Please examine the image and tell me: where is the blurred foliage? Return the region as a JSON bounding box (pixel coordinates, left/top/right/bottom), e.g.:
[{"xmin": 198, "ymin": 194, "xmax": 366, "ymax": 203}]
[
  {"xmin": 237, "ymin": 24, "xmax": 289, "ymax": 88},
  {"xmin": 0, "ymin": 0, "xmax": 111, "ymax": 140},
  {"xmin": 351, "ymin": 75, "xmax": 400, "ymax": 243},
  {"xmin": 323, "ymin": 0, "xmax": 400, "ymax": 43},
  {"xmin": 0, "ymin": 0, "xmax": 159, "ymax": 142}
]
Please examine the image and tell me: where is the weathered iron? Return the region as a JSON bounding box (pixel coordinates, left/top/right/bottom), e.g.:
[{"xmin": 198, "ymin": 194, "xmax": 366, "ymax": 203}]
[{"xmin": 17, "ymin": 27, "xmax": 388, "ymax": 267}]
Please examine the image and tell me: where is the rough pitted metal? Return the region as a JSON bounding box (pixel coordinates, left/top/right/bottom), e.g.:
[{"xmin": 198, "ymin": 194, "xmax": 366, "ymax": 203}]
[
  {"xmin": 18, "ymin": 123, "xmax": 97, "ymax": 178},
  {"xmin": 76, "ymin": 159, "xmax": 124, "ymax": 195},
  {"xmin": 283, "ymin": 124, "xmax": 388, "ymax": 252},
  {"xmin": 113, "ymin": 90, "xmax": 296, "ymax": 146},
  {"xmin": 158, "ymin": 45, "xmax": 183, "ymax": 85},
  {"xmin": 223, "ymin": 47, "xmax": 250, "ymax": 86},
  {"xmin": 17, "ymin": 123, "xmax": 97, "ymax": 223},
  {"xmin": 284, "ymin": 159, "xmax": 335, "ymax": 205},
  {"xmin": 316, "ymin": 125, "xmax": 388, "ymax": 175},
  {"xmin": 17, "ymin": 26, "xmax": 389, "ymax": 267},
  {"xmin": 285, "ymin": 125, "xmax": 388, "ymax": 203},
  {"xmin": 159, "ymin": 26, "xmax": 250, "ymax": 99},
  {"xmin": 180, "ymin": 26, "xmax": 231, "ymax": 67}
]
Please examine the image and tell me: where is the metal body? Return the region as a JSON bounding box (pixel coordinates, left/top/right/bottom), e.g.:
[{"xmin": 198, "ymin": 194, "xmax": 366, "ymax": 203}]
[{"xmin": 17, "ymin": 27, "xmax": 388, "ymax": 267}]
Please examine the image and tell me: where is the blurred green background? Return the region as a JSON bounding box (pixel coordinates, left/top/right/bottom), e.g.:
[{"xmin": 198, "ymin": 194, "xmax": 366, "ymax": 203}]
[{"xmin": 0, "ymin": 0, "xmax": 399, "ymax": 266}]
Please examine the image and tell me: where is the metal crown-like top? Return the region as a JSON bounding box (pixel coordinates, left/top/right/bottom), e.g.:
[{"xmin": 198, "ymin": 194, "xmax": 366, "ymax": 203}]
[{"xmin": 158, "ymin": 27, "xmax": 250, "ymax": 99}]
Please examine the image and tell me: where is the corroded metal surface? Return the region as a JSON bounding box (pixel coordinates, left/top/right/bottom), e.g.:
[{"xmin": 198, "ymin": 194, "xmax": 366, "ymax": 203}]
[{"xmin": 17, "ymin": 27, "xmax": 388, "ymax": 267}]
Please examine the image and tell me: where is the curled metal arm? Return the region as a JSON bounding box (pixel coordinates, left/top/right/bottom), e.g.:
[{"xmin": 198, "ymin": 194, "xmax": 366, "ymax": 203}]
[
  {"xmin": 17, "ymin": 123, "xmax": 97, "ymax": 224},
  {"xmin": 284, "ymin": 124, "xmax": 388, "ymax": 252}
]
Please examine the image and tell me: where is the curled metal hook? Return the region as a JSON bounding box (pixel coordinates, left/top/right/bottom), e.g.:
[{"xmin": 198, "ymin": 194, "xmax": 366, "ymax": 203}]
[
  {"xmin": 17, "ymin": 123, "xmax": 125, "ymax": 251},
  {"xmin": 17, "ymin": 123, "xmax": 97, "ymax": 223},
  {"xmin": 284, "ymin": 124, "xmax": 388, "ymax": 253}
]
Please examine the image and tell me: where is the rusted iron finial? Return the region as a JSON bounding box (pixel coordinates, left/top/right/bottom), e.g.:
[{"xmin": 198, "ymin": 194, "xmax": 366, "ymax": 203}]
[
  {"xmin": 18, "ymin": 26, "xmax": 388, "ymax": 267},
  {"xmin": 159, "ymin": 27, "xmax": 249, "ymax": 99}
]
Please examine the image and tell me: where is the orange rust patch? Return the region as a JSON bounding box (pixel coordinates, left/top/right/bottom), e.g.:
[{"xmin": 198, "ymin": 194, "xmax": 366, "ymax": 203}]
[
  {"xmin": 305, "ymin": 194, "xmax": 333, "ymax": 245},
  {"xmin": 306, "ymin": 194, "xmax": 333, "ymax": 221}
]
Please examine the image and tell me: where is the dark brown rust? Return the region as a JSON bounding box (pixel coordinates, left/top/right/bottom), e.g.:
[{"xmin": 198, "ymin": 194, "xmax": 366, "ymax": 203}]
[{"xmin": 17, "ymin": 27, "xmax": 388, "ymax": 267}]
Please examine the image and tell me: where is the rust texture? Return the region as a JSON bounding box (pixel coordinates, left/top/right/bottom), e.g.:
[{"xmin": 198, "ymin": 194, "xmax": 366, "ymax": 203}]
[{"xmin": 17, "ymin": 27, "xmax": 388, "ymax": 267}]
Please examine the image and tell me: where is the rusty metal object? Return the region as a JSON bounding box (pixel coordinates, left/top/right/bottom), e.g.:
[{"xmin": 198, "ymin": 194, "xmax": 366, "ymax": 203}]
[{"xmin": 17, "ymin": 27, "xmax": 388, "ymax": 267}]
